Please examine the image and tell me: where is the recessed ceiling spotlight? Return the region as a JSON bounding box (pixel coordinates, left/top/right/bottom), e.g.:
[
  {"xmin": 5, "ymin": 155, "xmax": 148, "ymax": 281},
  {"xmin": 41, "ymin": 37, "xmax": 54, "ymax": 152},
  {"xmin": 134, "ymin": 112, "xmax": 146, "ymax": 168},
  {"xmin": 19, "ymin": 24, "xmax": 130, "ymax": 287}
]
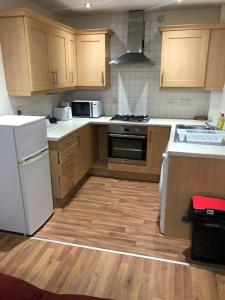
[
  {"xmin": 177, "ymin": 0, "xmax": 182, "ymax": 2},
  {"xmin": 85, "ymin": 3, "xmax": 91, "ymax": 8}
]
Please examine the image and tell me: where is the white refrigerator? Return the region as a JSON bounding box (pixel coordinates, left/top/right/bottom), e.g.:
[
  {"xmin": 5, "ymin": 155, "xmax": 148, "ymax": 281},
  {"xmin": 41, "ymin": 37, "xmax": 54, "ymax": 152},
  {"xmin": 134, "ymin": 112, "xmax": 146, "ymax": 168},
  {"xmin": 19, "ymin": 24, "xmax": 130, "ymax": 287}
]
[{"xmin": 0, "ymin": 115, "xmax": 54, "ymax": 235}]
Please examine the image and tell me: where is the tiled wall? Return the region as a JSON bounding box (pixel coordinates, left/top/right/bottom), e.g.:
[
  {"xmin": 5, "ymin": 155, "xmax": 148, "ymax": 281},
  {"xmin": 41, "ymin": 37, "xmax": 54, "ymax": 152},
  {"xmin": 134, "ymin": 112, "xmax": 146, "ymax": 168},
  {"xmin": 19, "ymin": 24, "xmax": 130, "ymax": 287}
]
[
  {"xmin": 67, "ymin": 12, "xmax": 211, "ymax": 119},
  {"xmin": 8, "ymin": 95, "xmax": 63, "ymax": 116},
  {"xmin": 208, "ymin": 89, "xmax": 225, "ymax": 123}
]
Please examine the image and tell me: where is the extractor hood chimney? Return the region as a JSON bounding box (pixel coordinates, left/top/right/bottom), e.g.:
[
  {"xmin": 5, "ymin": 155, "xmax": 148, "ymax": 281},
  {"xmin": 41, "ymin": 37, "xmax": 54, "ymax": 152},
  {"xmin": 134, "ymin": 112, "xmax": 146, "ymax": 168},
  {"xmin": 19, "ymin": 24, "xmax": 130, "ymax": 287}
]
[{"xmin": 109, "ymin": 10, "xmax": 155, "ymax": 65}]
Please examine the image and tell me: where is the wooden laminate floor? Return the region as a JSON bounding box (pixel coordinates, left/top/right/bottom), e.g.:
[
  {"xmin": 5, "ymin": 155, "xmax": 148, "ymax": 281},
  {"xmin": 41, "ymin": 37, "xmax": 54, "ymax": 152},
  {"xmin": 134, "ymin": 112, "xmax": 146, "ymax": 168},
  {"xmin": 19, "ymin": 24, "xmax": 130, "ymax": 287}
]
[
  {"xmin": 0, "ymin": 234, "xmax": 225, "ymax": 300},
  {"xmin": 36, "ymin": 176, "xmax": 190, "ymax": 262}
]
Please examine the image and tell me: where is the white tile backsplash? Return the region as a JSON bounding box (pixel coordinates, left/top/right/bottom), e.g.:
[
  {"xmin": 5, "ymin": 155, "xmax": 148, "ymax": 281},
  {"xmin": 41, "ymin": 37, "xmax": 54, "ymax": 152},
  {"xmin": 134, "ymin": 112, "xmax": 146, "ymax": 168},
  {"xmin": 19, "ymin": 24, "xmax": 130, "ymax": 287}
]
[
  {"xmin": 208, "ymin": 88, "xmax": 225, "ymax": 123},
  {"xmin": 9, "ymin": 94, "xmax": 63, "ymax": 117},
  {"xmin": 68, "ymin": 12, "xmax": 210, "ymax": 119}
]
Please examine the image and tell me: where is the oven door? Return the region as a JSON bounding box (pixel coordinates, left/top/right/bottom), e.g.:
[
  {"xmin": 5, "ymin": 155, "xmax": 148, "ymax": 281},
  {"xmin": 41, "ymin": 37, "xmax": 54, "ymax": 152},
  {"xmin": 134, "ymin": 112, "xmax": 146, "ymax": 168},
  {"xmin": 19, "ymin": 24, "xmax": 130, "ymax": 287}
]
[
  {"xmin": 108, "ymin": 133, "xmax": 147, "ymax": 165},
  {"xmin": 72, "ymin": 101, "xmax": 92, "ymax": 117}
]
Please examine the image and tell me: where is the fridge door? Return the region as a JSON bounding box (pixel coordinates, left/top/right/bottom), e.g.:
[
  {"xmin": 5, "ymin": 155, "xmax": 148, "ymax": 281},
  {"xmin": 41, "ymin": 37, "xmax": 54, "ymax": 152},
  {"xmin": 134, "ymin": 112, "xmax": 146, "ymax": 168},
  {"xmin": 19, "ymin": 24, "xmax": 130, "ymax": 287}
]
[
  {"xmin": 0, "ymin": 126, "xmax": 27, "ymax": 234},
  {"xmin": 18, "ymin": 149, "xmax": 54, "ymax": 235},
  {"xmin": 14, "ymin": 118, "xmax": 48, "ymax": 162}
]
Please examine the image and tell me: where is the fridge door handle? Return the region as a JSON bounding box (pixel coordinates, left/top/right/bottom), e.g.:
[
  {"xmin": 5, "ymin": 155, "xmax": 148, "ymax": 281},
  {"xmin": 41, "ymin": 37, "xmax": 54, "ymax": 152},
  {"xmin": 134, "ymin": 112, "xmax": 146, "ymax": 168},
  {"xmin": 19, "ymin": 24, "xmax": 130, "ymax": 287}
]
[
  {"xmin": 19, "ymin": 146, "xmax": 48, "ymax": 164},
  {"xmin": 19, "ymin": 149, "xmax": 49, "ymax": 166}
]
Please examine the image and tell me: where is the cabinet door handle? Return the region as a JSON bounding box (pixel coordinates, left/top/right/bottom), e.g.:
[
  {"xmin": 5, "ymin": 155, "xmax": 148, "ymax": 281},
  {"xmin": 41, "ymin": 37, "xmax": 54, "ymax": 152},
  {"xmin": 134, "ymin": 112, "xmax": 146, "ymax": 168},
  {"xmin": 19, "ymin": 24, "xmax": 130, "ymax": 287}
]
[
  {"xmin": 55, "ymin": 71, "xmax": 58, "ymax": 83},
  {"xmin": 161, "ymin": 71, "xmax": 164, "ymax": 87},
  {"xmin": 51, "ymin": 71, "xmax": 57, "ymax": 84},
  {"xmin": 70, "ymin": 71, "xmax": 73, "ymax": 83},
  {"xmin": 101, "ymin": 71, "xmax": 104, "ymax": 86},
  {"xmin": 50, "ymin": 71, "xmax": 55, "ymax": 84}
]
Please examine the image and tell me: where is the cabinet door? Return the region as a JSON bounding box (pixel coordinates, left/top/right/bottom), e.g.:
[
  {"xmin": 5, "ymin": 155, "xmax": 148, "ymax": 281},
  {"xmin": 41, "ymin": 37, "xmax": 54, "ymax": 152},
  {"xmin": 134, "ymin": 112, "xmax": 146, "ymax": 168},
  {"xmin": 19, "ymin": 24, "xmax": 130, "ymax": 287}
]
[
  {"xmin": 76, "ymin": 34, "xmax": 105, "ymax": 87},
  {"xmin": 49, "ymin": 27, "xmax": 69, "ymax": 88},
  {"xmin": 160, "ymin": 30, "xmax": 209, "ymax": 88},
  {"xmin": 25, "ymin": 18, "xmax": 53, "ymax": 91},
  {"xmin": 205, "ymin": 29, "xmax": 225, "ymax": 91},
  {"xmin": 147, "ymin": 127, "xmax": 171, "ymax": 175},
  {"xmin": 68, "ymin": 33, "xmax": 78, "ymax": 87},
  {"xmin": 77, "ymin": 126, "xmax": 92, "ymax": 179}
]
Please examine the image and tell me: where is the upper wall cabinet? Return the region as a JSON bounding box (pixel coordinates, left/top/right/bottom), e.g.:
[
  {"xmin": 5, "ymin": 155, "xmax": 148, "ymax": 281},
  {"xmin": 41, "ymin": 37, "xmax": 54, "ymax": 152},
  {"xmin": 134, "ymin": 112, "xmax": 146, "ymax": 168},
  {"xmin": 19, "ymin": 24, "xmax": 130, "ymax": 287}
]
[
  {"xmin": 76, "ymin": 30, "xmax": 112, "ymax": 88},
  {"xmin": 0, "ymin": 9, "xmax": 74, "ymax": 95},
  {"xmin": 68, "ymin": 33, "xmax": 78, "ymax": 87},
  {"xmin": 0, "ymin": 8, "xmax": 112, "ymax": 96},
  {"xmin": 24, "ymin": 18, "xmax": 52, "ymax": 92},
  {"xmin": 160, "ymin": 24, "xmax": 225, "ymax": 91},
  {"xmin": 160, "ymin": 29, "xmax": 209, "ymax": 88},
  {"xmin": 205, "ymin": 29, "xmax": 225, "ymax": 91},
  {"xmin": 48, "ymin": 27, "xmax": 70, "ymax": 89}
]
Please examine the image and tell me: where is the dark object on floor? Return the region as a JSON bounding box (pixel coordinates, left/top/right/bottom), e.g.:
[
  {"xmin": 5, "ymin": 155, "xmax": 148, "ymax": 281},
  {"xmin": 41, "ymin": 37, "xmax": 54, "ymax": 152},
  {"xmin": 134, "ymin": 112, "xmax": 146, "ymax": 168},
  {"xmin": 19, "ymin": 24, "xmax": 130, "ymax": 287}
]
[
  {"xmin": 0, "ymin": 273, "xmax": 112, "ymax": 300},
  {"xmin": 183, "ymin": 195, "xmax": 225, "ymax": 264}
]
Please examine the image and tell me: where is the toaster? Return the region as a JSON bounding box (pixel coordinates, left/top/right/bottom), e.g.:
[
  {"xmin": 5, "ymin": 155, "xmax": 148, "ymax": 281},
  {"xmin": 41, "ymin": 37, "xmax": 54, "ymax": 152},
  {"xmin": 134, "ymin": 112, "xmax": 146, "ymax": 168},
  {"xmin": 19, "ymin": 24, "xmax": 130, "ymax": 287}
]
[{"xmin": 53, "ymin": 107, "xmax": 72, "ymax": 121}]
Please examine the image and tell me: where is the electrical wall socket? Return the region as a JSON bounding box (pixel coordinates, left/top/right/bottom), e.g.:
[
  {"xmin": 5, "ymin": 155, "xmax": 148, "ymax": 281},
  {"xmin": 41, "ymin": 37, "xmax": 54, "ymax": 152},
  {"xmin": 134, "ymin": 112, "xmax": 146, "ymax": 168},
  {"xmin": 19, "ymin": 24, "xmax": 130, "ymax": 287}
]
[{"xmin": 167, "ymin": 99, "xmax": 178, "ymax": 105}]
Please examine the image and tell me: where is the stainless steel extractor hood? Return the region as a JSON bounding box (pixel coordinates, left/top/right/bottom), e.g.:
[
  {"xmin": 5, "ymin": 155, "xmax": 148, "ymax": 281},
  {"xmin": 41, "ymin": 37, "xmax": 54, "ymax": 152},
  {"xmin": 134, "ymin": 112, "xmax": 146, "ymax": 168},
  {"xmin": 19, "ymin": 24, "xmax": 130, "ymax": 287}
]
[{"xmin": 109, "ymin": 10, "xmax": 155, "ymax": 65}]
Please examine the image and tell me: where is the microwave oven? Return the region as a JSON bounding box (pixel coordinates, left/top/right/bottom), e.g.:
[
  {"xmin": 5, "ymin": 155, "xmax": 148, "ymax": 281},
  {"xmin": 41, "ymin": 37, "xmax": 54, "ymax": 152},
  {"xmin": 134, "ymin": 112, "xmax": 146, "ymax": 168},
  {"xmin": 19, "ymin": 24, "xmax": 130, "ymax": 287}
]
[{"xmin": 72, "ymin": 100, "xmax": 102, "ymax": 118}]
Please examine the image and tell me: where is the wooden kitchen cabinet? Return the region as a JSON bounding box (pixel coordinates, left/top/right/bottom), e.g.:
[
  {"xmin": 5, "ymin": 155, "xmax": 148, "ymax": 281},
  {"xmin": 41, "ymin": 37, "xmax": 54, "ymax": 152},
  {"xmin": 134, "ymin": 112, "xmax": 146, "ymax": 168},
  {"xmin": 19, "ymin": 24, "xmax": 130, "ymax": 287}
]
[
  {"xmin": 160, "ymin": 24, "xmax": 225, "ymax": 90},
  {"xmin": 205, "ymin": 29, "xmax": 225, "ymax": 91},
  {"xmin": 160, "ymin": 29, "xmax": 210, "ymax": 88},
  {"xmin": 48, "ymin": 125, "xmax": 92, "ymax": 207},
  {"xmin": 68, "ymin": 33, "xmax": 78, "ymax": 87},
  {"xmin": 76, "ymin": 30, "xmax": 112, "ymax": 88},
  {"xmin": 147, "ymin": 127, "xmax": 171, "ymax": 175},
  {"xmin": 24, "ymin": 18, "xmax": 52, "ymax": 91},
  {"xmin": 0, "ymin": 9, "xmax": 76, "ymax": 95},
  {"xmin": 48, "ymin": 27, "xmax": 69, "ymax": 88},
  {"xmin": 77, "ymin": 126, "xmax": 92, "ymax": 178},
  {"xmin": 0, "ymin": 8, "xmax": 112, "ymax": 95}
]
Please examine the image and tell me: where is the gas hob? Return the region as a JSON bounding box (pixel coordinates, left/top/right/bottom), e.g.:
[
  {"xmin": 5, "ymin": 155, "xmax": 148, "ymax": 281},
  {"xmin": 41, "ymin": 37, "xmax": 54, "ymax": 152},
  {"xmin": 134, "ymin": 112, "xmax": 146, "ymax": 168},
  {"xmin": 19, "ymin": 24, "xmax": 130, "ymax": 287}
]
[{"xmin": 110, "ymin": 114, "xmax": 150, "ymax": 123}]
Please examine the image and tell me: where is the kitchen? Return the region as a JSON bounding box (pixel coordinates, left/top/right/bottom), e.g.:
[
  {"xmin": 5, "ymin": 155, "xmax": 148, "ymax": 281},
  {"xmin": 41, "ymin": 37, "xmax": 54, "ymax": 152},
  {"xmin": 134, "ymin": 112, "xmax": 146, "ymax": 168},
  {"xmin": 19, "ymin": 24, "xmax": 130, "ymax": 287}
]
[{"xmin": 0, "ymin": 0, "xmax": 225, "ymax": 299}]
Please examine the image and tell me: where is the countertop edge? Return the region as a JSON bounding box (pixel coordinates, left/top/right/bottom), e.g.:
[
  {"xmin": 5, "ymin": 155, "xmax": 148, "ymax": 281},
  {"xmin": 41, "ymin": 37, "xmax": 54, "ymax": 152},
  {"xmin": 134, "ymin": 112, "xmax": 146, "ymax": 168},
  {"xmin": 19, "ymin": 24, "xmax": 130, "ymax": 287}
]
[{"xmin": 47, "ymin": 117, "xmax": 225, "ymax": 160}]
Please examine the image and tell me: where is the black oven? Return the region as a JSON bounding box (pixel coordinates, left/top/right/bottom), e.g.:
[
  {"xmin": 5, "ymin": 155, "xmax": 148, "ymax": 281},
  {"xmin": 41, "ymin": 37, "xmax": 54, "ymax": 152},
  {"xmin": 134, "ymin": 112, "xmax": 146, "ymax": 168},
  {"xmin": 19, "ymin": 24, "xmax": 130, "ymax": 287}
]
[{"xmin": 108, "ymin": 125, "xmax": 147, "ymax": 165}]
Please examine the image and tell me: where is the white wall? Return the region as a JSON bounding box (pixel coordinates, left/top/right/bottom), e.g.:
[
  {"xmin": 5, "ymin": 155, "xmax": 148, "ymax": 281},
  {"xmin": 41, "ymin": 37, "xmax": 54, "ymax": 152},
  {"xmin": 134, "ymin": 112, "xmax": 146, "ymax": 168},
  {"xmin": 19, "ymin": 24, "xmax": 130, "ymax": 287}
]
[
  {"xmin": 0, "ymin": 0, "xmax": 64, "ymax": 116},
  {"xmin": 208, "ymin": 4, "xmax": 225, "ymax": 123},
  {"xmin": 64, "ymin": 7, "xmax": 220, "ymax": 118},
  {"xmin": 162, "ymin": 7, "xmax": 220, "ymax": 25},
  {"xmin": 221, "ymin": 4, "xmax": 225, "ymax": 22}
]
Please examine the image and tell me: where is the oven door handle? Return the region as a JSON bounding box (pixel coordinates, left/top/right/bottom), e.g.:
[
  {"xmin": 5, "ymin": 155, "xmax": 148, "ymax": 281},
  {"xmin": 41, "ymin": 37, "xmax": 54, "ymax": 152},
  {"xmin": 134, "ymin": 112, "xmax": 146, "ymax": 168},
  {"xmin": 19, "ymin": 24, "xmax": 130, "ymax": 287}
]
[{"xmin": 108, "ymin": 133, "xmax": 147, "ymax": 139}]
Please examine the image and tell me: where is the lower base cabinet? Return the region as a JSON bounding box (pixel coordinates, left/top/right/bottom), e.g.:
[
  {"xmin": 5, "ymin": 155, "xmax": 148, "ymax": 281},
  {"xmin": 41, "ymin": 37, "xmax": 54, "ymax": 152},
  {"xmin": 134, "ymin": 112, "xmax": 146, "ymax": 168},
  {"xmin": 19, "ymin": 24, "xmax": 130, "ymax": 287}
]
[
  {"xmin": 48, "ymin": 124, "xmax": 170, "ymax": 207},
  {"xmin": 48, "ymin": 125, "xmax": 92, "ymax": 207},
  {"xmin": 146, "ymin": 126, "xmax": 171, "ymax": 175}
]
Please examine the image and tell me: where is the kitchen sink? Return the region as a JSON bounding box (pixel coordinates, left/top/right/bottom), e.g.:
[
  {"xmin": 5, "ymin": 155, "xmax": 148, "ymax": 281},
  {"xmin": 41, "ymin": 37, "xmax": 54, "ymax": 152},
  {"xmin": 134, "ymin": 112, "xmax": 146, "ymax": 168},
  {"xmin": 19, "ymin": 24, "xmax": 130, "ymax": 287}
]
[
  {"xmin": 176, "ymin": 124, "xmax": 213, "ymax": 130},
  {"xmin": 174, "ymin": 124, "xmax": 225, "ymax": 144}
]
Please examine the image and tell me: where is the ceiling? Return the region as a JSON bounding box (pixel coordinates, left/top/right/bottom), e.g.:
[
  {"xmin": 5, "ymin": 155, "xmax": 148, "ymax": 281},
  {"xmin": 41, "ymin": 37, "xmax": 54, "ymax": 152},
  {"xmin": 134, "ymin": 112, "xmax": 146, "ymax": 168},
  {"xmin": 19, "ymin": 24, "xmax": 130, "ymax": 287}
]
[{"xmin": 30, "ymin": 0, "xmax": 225, "ymax": 16}]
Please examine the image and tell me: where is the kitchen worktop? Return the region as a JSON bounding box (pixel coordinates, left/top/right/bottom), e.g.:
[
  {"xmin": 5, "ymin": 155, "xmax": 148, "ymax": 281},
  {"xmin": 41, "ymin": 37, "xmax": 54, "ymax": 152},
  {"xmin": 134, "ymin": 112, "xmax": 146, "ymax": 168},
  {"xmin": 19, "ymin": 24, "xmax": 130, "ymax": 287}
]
[{"xmin": 47, "ymin": 116, "xmax": 225, "ymax": 159}]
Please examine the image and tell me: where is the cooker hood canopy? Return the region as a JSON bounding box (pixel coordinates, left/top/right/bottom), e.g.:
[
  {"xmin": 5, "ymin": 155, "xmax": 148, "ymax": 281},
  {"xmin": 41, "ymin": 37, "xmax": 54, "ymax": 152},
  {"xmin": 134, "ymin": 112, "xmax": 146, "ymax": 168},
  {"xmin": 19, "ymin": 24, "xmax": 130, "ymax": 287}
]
[{"xmin": 109, "ymin": 10, "xmax": 155, "ymax": 65}]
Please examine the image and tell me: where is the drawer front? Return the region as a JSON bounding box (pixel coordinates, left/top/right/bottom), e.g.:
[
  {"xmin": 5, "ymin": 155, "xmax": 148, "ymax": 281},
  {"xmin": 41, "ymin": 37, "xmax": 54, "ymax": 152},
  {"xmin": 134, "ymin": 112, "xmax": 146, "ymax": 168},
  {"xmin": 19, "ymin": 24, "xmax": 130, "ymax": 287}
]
[
  {"xmin": 58, "ymin": 132, "xmax": 78, "ymax": 152},
  {"xmin": 60, "ymin": 155, "xmax": 79, "ymax": 198},
  {"xmin": 59, "ymin": 144, "xmax": 78, "ymax": 166}
]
